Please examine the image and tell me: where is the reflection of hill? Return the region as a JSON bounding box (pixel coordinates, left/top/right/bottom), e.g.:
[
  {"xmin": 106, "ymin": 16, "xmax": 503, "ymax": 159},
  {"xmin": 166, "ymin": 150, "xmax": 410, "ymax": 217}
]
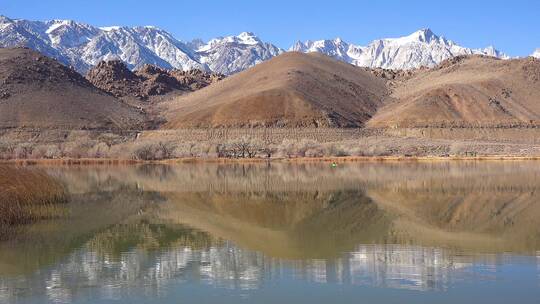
[
  {"xmin": 159, "ymin": 190, "xmax": 393, "ymax": 259},
  {"xmin": 86, "ymin": 223, "xmax": 220, "ymax": 257},
  {"xmin": 365, "ymin": 166, "xmax": 540, "ymax": 252},
  {"xmin": 39, "ymin": 162, "xmax": 540, "ymax": 257}
]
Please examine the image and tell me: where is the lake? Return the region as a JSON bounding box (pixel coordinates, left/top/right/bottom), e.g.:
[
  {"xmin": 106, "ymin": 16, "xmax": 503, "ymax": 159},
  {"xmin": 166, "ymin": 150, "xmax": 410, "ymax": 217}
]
[{"xmin": 0, "ymin": 162, "xmax": 539, "ymax": 303}]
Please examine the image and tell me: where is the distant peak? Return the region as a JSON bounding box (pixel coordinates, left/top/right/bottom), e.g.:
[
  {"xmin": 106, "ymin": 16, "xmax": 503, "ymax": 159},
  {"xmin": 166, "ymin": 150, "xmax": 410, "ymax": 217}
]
[
  {"xmin": 411, "ymin": 28, "xmax": 438, "ymax": 42},
  {"xmin": 50, "ymin": 19, "xmax": 71, "ymax": 24},
  {"xmin": 238, "ymin": 31, "xmax": 256, "ymax": 37},
  {"xmin": 236, "ymin": 31, "xmax": 260, "ymax": 44},
  {"xmin": 0, "ymin": 15, "xmax": 13, "ymax": 23},
  {"xmin": 100, "ymin": 26, "xmax": 122, "ymax": 32},
  {"xmin": 419, "ymin": 28, "xmax": 434, "ymax": 34}
]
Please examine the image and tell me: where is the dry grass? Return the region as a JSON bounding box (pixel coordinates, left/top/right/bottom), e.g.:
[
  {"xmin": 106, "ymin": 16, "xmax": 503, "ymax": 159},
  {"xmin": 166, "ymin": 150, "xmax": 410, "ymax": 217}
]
[{"xmin": 0, "ymin": 166, "xmax": 67, "ymax": 231}]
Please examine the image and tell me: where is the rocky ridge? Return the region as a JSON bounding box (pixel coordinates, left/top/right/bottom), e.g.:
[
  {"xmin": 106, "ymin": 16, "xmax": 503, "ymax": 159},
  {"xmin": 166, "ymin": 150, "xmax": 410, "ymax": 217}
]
[{"xmin": 86, "ymin": 60, "xmax": 224, "ymax": 100}]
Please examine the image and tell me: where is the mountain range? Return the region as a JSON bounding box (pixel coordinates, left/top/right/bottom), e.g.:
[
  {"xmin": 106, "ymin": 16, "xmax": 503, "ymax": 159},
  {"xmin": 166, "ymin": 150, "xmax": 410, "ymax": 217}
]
[
  {"xmin": 290, "ymin": 29, "xmax": 509, "ymax": 70},
  {"xmin": 2, "ymin": 15, "xmax": 537, "ymax": 75},
  {"xmin": 0, "ymin": 15, "xmax": 281, "ymax": 74}
]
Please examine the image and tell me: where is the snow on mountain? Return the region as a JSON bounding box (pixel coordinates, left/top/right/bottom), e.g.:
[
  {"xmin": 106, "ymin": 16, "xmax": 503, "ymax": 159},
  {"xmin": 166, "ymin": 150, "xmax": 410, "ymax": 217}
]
[
  {"xmin": 0, "ymin": 16, "xmax": 512, "ymax": 74},
  {"xmin": 45, "ymin": 19, "xmax": 100, "ymax": 48},
  {"xmin": 0, "ymin": 16, "xmax": 282, "ymax": 74},
  {"xmin": 291, "ymin": 29, "xmax": 509, "ymax": 70},
  {"xmin": 79, "ymin": 26, "xmax": 203, "ymax": 71},
  {"xmin": 290, "ymin": 37, "xmax": 360, "ymax": 66},
  {"xmin": 532, "ymin": 49, "xmax": 540, "ymax": 59},
  {"xmin": 196, "ymin": 32, "xmax": 284, "ymax": 75},
  {"xmin": 0, "ymin": 16, "xmax": 200, "ymax": 72},
  {"xmin": 0, "ymin": 15, "xmax": 66, "ymax": 63}
]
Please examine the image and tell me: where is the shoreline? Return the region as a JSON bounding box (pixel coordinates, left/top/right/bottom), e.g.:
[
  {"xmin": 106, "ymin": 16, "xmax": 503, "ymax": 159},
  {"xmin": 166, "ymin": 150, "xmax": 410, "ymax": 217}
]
[{"xmin": 2, "ymin": 155, "xmax": 540, "ymax": 166}]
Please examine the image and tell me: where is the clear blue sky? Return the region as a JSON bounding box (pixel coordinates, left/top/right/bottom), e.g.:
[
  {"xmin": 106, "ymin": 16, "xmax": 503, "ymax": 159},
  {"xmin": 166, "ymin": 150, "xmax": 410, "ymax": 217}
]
[{"xmin": 1, "ymin": 0, "xmax": 539, "ymax": 56}]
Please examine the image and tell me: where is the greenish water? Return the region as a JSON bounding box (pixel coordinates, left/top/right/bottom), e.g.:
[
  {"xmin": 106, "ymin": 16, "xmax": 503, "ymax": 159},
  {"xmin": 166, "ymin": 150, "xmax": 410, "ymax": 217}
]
[{"xmin": 0, "ymin": 162, "xmax": 539, "ymax": 303}]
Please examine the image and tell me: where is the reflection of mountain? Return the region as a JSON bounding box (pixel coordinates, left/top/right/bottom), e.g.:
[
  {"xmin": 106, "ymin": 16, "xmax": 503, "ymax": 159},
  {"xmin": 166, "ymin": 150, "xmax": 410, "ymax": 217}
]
[
  {"xmin": 0, "ymin": 222, "xmax": 505, "ymax": 303},
  {"xmin": 1, "ymin": 162, "xmax": 540, "ymax": 302}
]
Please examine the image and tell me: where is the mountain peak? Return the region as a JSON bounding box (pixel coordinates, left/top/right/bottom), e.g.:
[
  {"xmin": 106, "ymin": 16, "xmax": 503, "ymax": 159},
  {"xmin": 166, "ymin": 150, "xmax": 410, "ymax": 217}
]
[
  {"xmin": 406, "ymin": 28, "xmax": 438, "ymax": 43},
  {"xmin": 99, "ymin": 26, "xmax": 122, "ymax": 32},
  {"xmin": 0, "ymin": 15, "xmax": 14, "ymax": 23},
  {"xmin": 236, "ymin": 32, "xmax": 260, "ymax": 45},
  {"xmin": 238, "ymin": 31, "xmax": 256, "ymax": 37},
  {"xmin": 532, "ymin": 48, "xmax": 540, "ymax": 59}
]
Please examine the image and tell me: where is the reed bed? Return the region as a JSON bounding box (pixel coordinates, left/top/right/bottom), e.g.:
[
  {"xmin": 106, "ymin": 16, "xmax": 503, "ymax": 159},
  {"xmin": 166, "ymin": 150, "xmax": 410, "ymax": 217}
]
[{"xmin": 0, "ymin": 166, "xmax": 67, "ymax": 230}]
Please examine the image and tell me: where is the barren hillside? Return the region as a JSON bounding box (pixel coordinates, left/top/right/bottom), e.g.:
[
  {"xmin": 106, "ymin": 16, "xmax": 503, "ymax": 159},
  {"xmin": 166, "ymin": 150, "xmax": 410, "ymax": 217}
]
[
  {"xmin": 162, "ymin": 52, "xmax": 388, "ymax": 128},
  {"xmin": 0, "ymin": 48, "xmax": 144, "ymax": 130},
  {"xmin": 368, "ymin": 56, "xmax": 540, "ymax": 128}
]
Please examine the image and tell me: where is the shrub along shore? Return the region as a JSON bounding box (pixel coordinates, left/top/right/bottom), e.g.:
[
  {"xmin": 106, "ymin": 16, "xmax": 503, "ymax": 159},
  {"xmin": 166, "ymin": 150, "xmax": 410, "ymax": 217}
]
[{"xmin": 1, "ymin": 128, "xmax": 540, "ymax": 161}]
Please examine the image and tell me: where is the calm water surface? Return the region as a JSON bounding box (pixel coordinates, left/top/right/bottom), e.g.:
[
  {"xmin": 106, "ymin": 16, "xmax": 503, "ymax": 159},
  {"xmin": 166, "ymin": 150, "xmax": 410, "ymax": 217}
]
[{"xmin": 1, "ymin": 162, "xmax": 539, "ymax": 303}]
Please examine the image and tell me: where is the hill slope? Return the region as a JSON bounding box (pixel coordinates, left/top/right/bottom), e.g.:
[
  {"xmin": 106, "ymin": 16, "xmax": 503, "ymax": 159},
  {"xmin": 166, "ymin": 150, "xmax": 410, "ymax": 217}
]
[
  {"xmin": 163, "ymin": 52, "xmax": 388, "ymax": 128},
  {"xmin": 0, "ymin": 48, "xmax": 144, "ymax": 129},
  {"xmin": 368, "ymin": 56, "xmax": 540, "ymax": 128}
]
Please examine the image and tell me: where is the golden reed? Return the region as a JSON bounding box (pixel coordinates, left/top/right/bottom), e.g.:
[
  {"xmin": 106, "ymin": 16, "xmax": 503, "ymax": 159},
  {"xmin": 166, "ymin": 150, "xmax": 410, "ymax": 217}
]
[{"xmin": 0, "ymin": 166, "xmax": 67, "ymax": 230}]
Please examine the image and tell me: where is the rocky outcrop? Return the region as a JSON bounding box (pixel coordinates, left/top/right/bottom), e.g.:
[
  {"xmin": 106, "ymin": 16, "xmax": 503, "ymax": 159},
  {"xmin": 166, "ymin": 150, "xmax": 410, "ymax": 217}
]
[
  {"xmin": 85, "ymin": 60, "xmax": 144, "ymax": 98},
  {"xmin": 86, "ymin": 60, "xmax": 224, "ymax": 100},
  {"xmin": 170, "ymin": 69, "xmax": 225, "ymax": 90}
]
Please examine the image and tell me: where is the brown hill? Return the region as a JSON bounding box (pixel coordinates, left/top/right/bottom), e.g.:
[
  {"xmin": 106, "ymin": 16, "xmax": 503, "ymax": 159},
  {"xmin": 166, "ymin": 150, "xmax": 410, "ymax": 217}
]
[
  {"xmin": 0, "ymin": 48, "xmax": 144, "ymax": 130},
  {"xmin": 368, "ymin": 55, "xmax": 540, "ymax": 128},
  {"xmin": 86, "ymin": 60, "xmax": 224, "ymax": 101},
  {"xmin": 162, "ymin": 52, "xmax": 388, "ymax": 128}
]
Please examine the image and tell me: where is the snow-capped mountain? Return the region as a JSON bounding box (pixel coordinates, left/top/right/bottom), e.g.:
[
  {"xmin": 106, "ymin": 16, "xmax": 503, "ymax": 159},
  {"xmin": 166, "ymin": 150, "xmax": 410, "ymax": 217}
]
[
  {"xmin": 196, "ymin": 32, "xmax": 283, "ymax": 74},
  {"xmin": 0, "ymin": 15, "xmax": 203, "ymax": 72},
  {"xmin": 532, "ymin": 49, "xmax": 540, "ymax": 59},
  {"xmin": 80, "ymin": 25, "xmax": 203, "ymax": 71},
  {"xmin": 0, "ymin": 15, "xmax": 67, "ymax": 63},
  {"xmin": 0, "ymin": 16, "xmax": 281, "ymax": 74},
  {"xmin": 0, "ymin": 16, "xmax": 512, "ymax": 74},
  {"xmin": 291, "ymin": 29, "xmax": 509, "ymax": 70}
]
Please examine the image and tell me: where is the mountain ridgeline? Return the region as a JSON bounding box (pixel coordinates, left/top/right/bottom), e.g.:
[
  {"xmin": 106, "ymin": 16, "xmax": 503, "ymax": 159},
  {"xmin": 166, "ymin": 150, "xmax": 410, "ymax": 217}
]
[
  {"xmin": 4, "ymin": 15, "xmax": 536, "ymax": 76},
  {"xmin": 1, "ymin": 46, "xmax": 539, "ymax": 131}
]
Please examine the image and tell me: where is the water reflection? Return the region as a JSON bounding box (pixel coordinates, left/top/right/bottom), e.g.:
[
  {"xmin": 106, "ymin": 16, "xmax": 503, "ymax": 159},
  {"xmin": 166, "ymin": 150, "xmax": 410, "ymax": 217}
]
[{"xmin": 0, "ymin": 162, "xmax": 540, "ymax": 303}]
